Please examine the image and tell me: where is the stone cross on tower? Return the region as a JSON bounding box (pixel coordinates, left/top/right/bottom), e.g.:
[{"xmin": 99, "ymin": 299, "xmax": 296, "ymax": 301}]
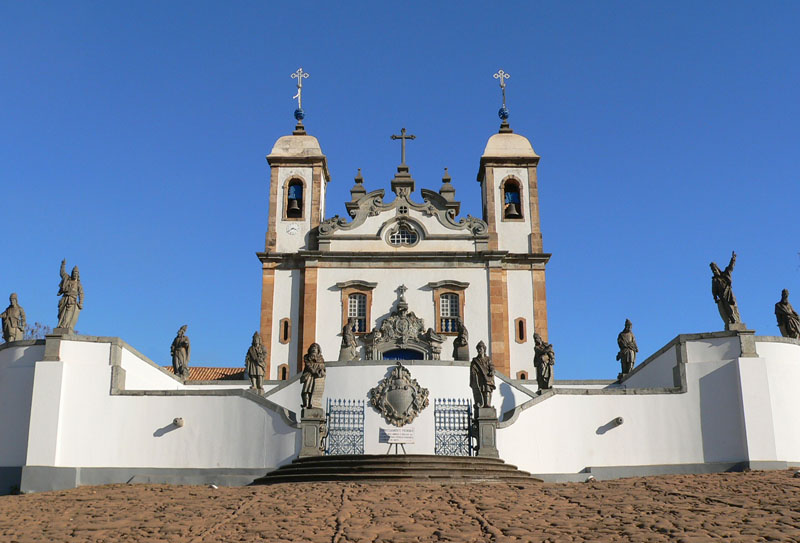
[
  {"xmin": 493, "ymin": 69, "xmax": 510, "ymax": 108},
  {"xmin": 391, "ymin": 128, "xmax": 416, "ymax": 166},
  {"xmin": 291, "ymin": 68, "xmax": 309, "ymax": 109}
]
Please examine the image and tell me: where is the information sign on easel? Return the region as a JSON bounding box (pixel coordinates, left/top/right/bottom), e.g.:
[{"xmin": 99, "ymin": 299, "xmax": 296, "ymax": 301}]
[{"xmin": 379, "ymin": 427, "xmax": 414, "ymax": 454}]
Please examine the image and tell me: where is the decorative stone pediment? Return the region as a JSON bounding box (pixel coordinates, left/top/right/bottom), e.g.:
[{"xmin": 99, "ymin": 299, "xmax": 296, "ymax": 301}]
[
  {"xmin": 316, "ymin": 188, "xmax": 489, "ymax": 240},
  {"xmin": 364, "ymin": 285, "xmax": 445, "ymax": 361},
  {"xmin": 368, "ymin": 362, "xmax": 430, "ymax": 427}
]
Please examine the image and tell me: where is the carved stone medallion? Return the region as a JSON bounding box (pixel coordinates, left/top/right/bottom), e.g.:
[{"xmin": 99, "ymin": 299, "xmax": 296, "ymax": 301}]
[{"xmin": 368, "ymin": 363, "xmax": 430, "ymax": 427}]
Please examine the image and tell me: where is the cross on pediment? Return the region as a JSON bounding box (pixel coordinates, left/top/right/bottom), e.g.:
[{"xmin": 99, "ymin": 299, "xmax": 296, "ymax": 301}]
[{"xmin": 391, "ymin": 128, "xmax": 416, "ymax": 166}]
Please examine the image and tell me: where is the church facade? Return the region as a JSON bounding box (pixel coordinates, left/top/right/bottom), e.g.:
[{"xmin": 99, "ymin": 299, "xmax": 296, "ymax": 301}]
[
  {"xmin": 258, "ymin": 119, "xmax": 548, "ymax": 381},
  {"xmin": 1, "ymin": 92, "xmax": 800, "ymax": 494}
]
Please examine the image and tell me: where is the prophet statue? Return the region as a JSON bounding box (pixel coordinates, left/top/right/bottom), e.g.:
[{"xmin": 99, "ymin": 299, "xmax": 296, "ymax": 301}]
[
  {"xmin": 1, "ymin": 293, "xmax": 26, "ymax": 342},
  {"xmin": 469, "ymin": 340, "xmax": 495, "ymax": 408}
]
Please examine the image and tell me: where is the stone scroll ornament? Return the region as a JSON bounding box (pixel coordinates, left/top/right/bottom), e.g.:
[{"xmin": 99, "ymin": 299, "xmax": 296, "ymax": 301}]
[{"xmin": 368, "ymin": 362, "xmax": 429, "ymax": 427}]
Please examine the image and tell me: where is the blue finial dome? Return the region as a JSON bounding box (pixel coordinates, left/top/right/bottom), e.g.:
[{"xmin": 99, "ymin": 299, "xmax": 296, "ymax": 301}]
[
  {"xmin": 294, "ymin": 108, "xmax": 305, "ymax": 121},
  {"xmin": 498, "ymin": 106, "xmax": 509, "ymax": 120}
]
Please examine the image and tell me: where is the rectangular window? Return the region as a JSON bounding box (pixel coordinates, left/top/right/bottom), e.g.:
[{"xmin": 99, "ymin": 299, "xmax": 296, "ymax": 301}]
[
  {"xmin": 440, "ymin": 293, "xmax": 460, "ymax": 333},
  {"xmin": 348, "ymin": 293, "xmax": 367, "ymax": 332}
]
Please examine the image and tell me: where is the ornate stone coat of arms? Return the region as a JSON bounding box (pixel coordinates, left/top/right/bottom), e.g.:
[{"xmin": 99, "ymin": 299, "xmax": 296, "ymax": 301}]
[{"xmin": 368, "ymin": 363, "xmax": 430, "ymax": 427}]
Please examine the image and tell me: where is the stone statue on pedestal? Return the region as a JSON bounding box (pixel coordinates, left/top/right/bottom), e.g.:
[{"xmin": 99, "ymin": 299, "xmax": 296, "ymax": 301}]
[
  {"xmin": 245, "ymin": 331, "xmax": 267, "ymax": 392},
  {"xmin": 1, "ymin": 293, "xmax": 26, "ymax": 343},
  {"xmin": 710, "ymin": 251, "xmax": 742, "ymax": 329},
  {"xmin": 301, "ymin": 343, "xmax": 326, "ymax": 409},
  {"xmin": 170, "ymin": 325, "xmax": 191, "ymax": 379},
  {"xmin": 533, "ymin": 333, "xmax": 555, "ymax": 391},
  {"xmin": 56, "ymin": 259, "xmax": 84, "ymax": 331},
  {"xmin": 452, "ymin": 318, "xmax": 470, "ymax": 361},
  {"xmin": 776, "ymin": 289, "xmax": 800, "ymax": 339},
  {"xmin": 338, "ymin": 318, "xmax": 359, "ymax": 361},
  {"xmin": 616, "ymin": 319, "xmax": 638, "ymax": 378},
  {"xmin": 469, "ymin": 340, "xmax": 495, "ymax": 407}
]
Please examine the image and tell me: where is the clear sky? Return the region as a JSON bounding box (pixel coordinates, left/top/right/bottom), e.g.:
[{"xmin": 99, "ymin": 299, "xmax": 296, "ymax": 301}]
[{"xmin": 1, "ymin": 2, "xmax": 798, "ymax": 379}]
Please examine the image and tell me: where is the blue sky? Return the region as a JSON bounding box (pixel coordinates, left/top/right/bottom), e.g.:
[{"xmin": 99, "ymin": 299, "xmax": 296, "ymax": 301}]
[{"xmin": 1, "ymin": 2, "xmax": 798, "ymax": 378}]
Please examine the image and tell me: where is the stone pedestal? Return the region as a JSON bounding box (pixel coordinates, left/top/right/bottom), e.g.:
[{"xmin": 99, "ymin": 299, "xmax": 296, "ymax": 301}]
[
  {"xmin": 475, "ymin": 406, "xmax": 499, "ymax": 458},
  {"xmin": 51, "ymin": 327, "xmax": 73, "ymax": 336},
  {"xmin": 726, "ymin": 322, "xmax": 748, "ymax": 332},
  {"xmin": 299, "ymin": 407, "xmax": 326, "ymax": 458},
  {"xmin": 453, "ymin": 344, "xmax": 469, "ymax": 362}
]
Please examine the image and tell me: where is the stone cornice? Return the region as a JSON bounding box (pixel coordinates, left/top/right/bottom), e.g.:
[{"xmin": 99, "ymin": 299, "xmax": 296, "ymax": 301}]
[
  {"xmin": 256, "ymin": 250, "xmax": 551, "ymax": 267},
  {"xmin": 265, "ymin": 155, "xmax": 330, "ymax": 182},
  {"xmin": 477, "ymin": 156, "xmax": 540, "ymax": 183}
]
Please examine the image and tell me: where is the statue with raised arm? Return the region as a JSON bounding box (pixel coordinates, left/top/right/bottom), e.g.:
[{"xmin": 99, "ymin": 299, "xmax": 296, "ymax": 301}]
[
  {"xmin": 469, "ymin": 340, "xmax": 495, "ymax": 407},
  {"xmin": 338, "ymin": 318, "xmax": 359, "ymax": 362},
  {"xmin": 56, "ymin": 259, "xmax": 84, "ymax": 331},
  {"xmin": 776, "ymin": 289, "xmax": 800, "ymax": 339},
  {"xmin": 452, "ymin": 318, "xmax": 470, "ymax": 361},
  {"xmin": 245, "ymin": 331, "xmax": 267, "ymax": 392},
  {"xmin": 616, "ymin": 319, "xmax": 638, "ymax": 378},
  {"xmin": 533, "ymin": 333, "xmax": 555, "ymax": 391},
  {"xmin": 301, "ymin": 343, "xmax": 326, "ymax": 409},
  {"xmin": 710, "ymin": 251, "xmax": 742, "ymax": 328},
  {"xmin": 1, "ymin": 293, "xmax": 26, "ymax": 343},
  {"xmin": 170, "ymin": 325, "xmax": 191, "ymax": 379}
]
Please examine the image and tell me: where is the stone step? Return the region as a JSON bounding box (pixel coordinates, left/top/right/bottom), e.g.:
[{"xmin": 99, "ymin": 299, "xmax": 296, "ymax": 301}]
[{"xmin": 253, "ymin": 454, "xmax": 540, "ymax": 484}]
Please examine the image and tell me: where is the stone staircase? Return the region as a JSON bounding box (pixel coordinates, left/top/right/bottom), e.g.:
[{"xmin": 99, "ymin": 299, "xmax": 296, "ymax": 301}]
[{"xmin": 252, "ymin": 454, "xmax": 541, "ymax": 484}]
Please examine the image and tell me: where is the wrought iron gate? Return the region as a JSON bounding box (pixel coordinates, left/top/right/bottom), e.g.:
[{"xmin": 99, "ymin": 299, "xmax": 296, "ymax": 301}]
[
  {"xmin": 325, "ymin": 399, "xmax": 365, "ymax": 455},
  {"xmin": 434, "ymin": 398, "xmax": 473, "ymax": 456}
]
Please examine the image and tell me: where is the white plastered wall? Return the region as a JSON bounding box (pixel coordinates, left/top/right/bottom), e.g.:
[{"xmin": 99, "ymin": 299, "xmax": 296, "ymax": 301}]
[
  {"xmin": 269, "ymin": 268, "xmax": 302, "ymax": 379},
  {"xmin": 492, "ymin": 167, "xmax": 531, "ymax": 253},
  {"xmin": 25, "ymin": 340, "xmax": 297, "ymax": 470},
  {"xmin": 506, "ymin": 269, "xmax": 536, "ymax": 377},
  {"xmin": 275, "ymin": 166, "xmax": 312, "ymax": 253},
  {"xmin": 0, "ymin": 344, "xmax": 41, "ymax": 467},
  {"xmin": 313, "ymin": 267, "xmax": 491, "ymax": 362}
]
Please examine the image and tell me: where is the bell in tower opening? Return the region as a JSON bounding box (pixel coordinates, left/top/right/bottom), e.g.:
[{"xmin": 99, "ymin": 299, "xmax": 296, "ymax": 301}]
[
  {"xmin": 287, "ymin": 179, "xmax": 303, "ymax": 218},
  {"xmin": 503, "ymin": 180, "xmax": 522, "ymax": 219}
]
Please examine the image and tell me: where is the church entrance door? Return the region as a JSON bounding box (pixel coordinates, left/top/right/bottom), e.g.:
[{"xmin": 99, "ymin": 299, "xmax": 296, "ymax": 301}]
[{"xmin": 382, "ymin": 348, "xmax": 422, "ymax": 360}]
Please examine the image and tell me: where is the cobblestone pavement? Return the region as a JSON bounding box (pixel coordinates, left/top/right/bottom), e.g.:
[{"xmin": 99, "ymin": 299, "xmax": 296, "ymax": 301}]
[{"xmin": 1, "ymin": 470, "xmax": 800, "ymax": 542}]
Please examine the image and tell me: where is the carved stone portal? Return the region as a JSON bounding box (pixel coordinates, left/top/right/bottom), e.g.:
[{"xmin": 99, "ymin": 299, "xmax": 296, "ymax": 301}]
[
  {"xmin": 363, "ymin": 285, "xmax": 444, "ymax": 360},
  {"xmin": 369, "ymin": 362, "xmax": 430, "ymax": 427}
]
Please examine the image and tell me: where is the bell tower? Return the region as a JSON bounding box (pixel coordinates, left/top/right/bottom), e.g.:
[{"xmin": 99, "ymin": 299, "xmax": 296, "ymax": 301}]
[
  {"xmin": 259, "ymin": 68, "xmax": 330, "ymax": 379},
  {"xmin": 476, "ymin": 70, "xmax": 549, "ymax": 376}
]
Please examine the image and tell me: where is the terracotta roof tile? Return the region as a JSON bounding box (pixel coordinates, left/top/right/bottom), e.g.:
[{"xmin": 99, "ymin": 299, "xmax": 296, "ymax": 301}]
[{"xmin": 163, "ymin": 366, "xmax": 246, "ymax": 381}]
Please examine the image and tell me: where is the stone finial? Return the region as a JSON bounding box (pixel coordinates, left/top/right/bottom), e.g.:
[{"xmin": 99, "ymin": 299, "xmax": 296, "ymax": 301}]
[
  {"xmin": 350, "ymin": 168, "xmax": 367, "ymax": 201},
  {"xmin": 439, "ymin": 168, "xmax": 456, "ymax": 200}
]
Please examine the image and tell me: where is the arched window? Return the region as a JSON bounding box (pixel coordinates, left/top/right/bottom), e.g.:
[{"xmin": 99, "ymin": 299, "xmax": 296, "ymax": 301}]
[
  {"xmin": 388, "ymin": 224, "xmax": 418, "ymax": 246},
  {"xmin": 439, "ymin": 293, "xmax": 460, "ymax": 333},
  {"xmin": 279, "ymin": 318, "xmax": 291, "ymax": 344},
  {"xmin": 502, "ymin": 179, "xmax": 522, "ymax": 220},
  {"xmin": 348, "ymin": 293, "xmax": 367, "ymax": 332},
  {"xmin": 516, "ymin": 370, "xmax": 528, "ymax": 380},
  {"xmin": 514, "ymin": 317, "xmax": 527, "ymax": 343},
  {"xmin": 286, "ymin": 179, "xmax": 303, "ymax": 219},
  {"xmin": 278, "ymin": 364, "xmax": 289, "ymax": 381}
]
